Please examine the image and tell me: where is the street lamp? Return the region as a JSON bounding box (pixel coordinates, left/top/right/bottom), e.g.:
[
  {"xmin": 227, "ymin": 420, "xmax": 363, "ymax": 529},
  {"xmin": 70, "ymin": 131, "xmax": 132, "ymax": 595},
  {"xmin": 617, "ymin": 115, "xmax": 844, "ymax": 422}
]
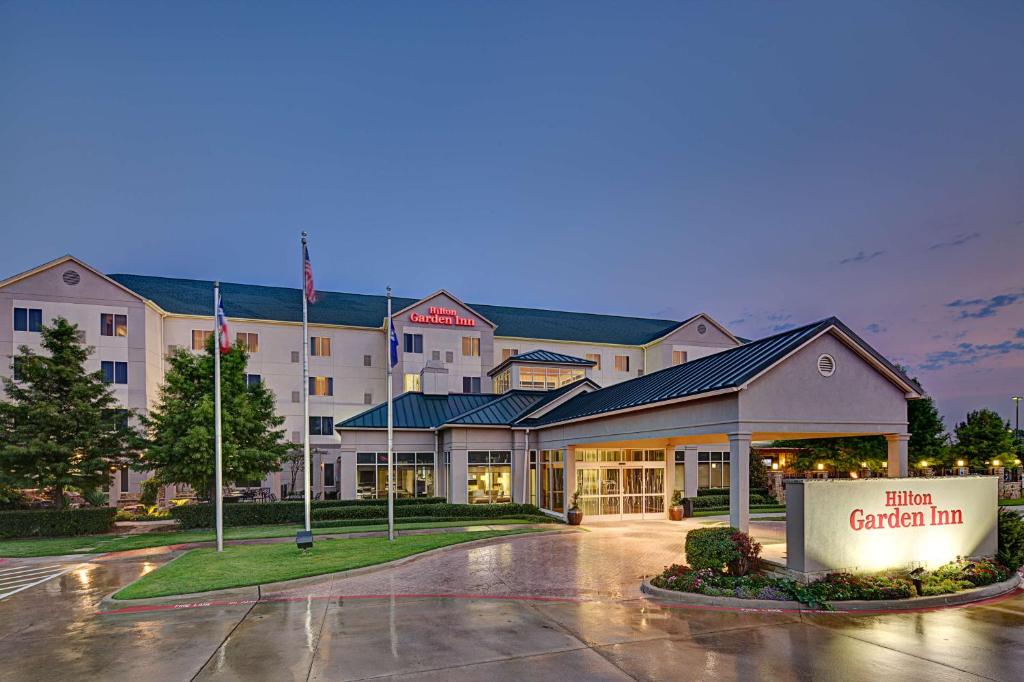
[{"xmin": 1013, "ymin": 396, "xmax": 1022, "ymax": 441}]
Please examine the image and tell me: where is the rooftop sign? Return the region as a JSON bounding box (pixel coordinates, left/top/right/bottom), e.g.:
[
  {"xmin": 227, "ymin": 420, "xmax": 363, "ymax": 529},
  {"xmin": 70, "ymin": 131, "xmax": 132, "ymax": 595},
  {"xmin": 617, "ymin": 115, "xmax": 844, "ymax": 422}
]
[{"xmin": 409, "ymin": 306, "xmax": 476, "ymax": 328}]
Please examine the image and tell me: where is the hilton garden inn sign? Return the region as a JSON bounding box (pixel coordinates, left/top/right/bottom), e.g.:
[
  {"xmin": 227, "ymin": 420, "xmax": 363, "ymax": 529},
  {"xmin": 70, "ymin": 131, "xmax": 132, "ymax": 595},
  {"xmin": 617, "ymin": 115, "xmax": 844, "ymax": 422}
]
[{"xmin": 786, "ymin": 477, "xmax": 998, "ymax": 575}]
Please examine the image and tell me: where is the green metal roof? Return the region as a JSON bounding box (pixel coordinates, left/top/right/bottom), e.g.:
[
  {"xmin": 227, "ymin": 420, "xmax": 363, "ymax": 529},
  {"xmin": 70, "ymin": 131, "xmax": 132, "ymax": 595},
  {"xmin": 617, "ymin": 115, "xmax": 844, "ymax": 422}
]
[
  {"xmin": 519, "ymin": 317, "xmax": 922, "ymax": 428},
  {"xmin": 107, "ymin": 273, "xmax": 691, "ymax": 345},
  {"xmin": 487, "ymin": 349, "xmax": 596, "ymax": 377}
]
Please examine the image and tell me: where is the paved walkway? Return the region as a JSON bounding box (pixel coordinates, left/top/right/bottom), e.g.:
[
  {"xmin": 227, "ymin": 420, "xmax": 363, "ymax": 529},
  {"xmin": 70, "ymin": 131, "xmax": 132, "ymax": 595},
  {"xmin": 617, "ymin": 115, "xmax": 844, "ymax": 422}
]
[{"xmin": 1, "ymin": 520, "xmax": 1022, "ymax": 681}]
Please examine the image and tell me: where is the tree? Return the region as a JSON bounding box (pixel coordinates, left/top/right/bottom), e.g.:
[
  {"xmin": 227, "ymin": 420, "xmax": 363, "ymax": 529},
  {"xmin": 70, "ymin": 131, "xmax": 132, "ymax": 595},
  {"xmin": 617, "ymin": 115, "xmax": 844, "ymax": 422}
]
[
  {"xmin": 899, "ymin": 366, "xmax": 950, "ymax": 467},
  {"xmin": 0, "ymin": 318, "xmax": 143, "ymax": 508},
  {"xmin": 143, "ymin": 337, "xmax": 288, "ymax": 497},
  {"xmin": 770, "ymin": 436, "xmax": 886, "ymax": 474},
  {"xmin": 749, "ymin": 450, "xmax": 770, "ymax": 489},
  {"xmin": 954, "ymin": 409, "xmax": 1015, "ymax": 470}
]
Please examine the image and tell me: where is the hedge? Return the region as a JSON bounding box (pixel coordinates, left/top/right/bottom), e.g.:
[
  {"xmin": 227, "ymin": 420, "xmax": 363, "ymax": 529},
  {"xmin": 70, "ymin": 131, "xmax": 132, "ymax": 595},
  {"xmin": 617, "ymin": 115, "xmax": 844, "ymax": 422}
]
[
  {"xmin": 310, "ymin": 514, "xmax": 557, "ymax": 530},
  {"xmin": 689, "ymin": 494, "xmax": 772, "ymax": 509},
  {"xmin": 685, "ymin": 526, "xmax": 741, "ymax": 571},
  {"xmin": 311, "ymin": 503, "xmax": 547, "ymax": 522},
  {"xmin": 169, "ymin": 497, "xmax": 448, "ymax": 529},
  {"xmin": 0, "ymin": 507, "xmax": 117, "ymax": 538},
  {"xmin": 697, "ymin": 488, "xmax": 770, "ymax": 498}
]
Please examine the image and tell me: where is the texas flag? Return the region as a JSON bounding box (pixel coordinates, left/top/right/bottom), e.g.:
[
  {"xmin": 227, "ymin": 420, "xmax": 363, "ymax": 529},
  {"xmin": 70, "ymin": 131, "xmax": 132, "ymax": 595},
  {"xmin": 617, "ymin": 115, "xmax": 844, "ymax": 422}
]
[{"xmin": 216, "ymin": 293, "xmax": 231, "ymax": 354}]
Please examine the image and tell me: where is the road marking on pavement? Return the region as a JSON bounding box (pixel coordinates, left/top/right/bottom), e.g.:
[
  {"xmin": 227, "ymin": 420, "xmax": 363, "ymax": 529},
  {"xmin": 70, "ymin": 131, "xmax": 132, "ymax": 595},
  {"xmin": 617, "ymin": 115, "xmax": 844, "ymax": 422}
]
[{"xmin": 0, "ymin": 563, "xmax": 78, "ymax": 601}]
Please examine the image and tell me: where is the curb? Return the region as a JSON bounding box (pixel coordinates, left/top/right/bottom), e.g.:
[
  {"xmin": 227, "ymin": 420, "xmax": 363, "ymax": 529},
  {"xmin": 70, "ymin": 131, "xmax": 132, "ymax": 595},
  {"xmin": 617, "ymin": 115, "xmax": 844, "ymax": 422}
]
[
  {"xmin": 640, "ymin": 571, "xmax": 1023, "ymax": 613},
  {"xmin": 99, "ymin": 528, "xmax": 575, "ymax": 612}
]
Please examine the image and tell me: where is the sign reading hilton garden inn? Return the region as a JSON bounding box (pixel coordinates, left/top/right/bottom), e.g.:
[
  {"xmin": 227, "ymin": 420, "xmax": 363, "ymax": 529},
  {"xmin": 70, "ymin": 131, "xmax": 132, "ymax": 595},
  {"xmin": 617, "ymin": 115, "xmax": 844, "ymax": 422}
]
[{"xmin": 786, "ymin": 477, "xmax": 998, "ymax": 574}]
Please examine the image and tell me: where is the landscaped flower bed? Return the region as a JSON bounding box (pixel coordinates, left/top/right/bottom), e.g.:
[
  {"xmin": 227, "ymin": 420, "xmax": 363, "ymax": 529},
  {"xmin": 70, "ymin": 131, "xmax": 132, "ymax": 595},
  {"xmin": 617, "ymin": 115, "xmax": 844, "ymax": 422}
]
[{"xmin": 651, "ymin": 523, "xmax": 1017, "ymax": 609}]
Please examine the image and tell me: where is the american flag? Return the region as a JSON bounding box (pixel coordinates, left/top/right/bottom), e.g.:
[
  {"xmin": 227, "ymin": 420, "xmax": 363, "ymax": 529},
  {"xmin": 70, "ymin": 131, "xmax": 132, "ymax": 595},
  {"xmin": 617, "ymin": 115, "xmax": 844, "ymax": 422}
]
[
  {"xmin": 303, "ymin": 243, "xmax": 317, "ymax": 304},
  {"xmin": 216, "ymin": 292, "xmax": 231, "ymax": 354}
]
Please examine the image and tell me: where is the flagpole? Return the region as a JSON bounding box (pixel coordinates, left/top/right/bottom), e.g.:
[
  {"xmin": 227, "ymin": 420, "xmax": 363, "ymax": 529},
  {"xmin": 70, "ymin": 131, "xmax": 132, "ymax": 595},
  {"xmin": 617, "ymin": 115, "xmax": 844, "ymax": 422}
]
[
  {"xmin": 213, "ymin": 283, "xmax": 224, "ymax": 553},
  {"xmin": 386, "ymin": 287, "xmax": 395, "ymax": 542},
  {"xmin": 301, "ymin": 232, "xmax": 312, "ymax": 534}
]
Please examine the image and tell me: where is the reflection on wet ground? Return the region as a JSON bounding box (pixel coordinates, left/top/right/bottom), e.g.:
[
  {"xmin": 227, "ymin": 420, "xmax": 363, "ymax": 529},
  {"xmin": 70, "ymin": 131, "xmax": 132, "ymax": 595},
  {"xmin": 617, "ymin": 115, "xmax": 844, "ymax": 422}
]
[{"xmin": 1, "ymin": 522, "xmax": 1021, "ymax": 681}]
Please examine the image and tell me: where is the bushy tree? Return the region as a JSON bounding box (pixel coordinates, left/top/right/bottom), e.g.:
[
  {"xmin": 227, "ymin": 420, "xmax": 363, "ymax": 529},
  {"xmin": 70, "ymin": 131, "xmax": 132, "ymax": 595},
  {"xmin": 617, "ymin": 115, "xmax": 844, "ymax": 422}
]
[
  {"xmin": 954, "ymin": 409, "xmax": 1015, "ymax": 470},
  {"xmin": 898, "ymin": 366, "xmax": 949, "ymax": 467},
  {"xmin": 771, "ymin": 436, "xmax": 886, "ymax": 474},
  {"xmin": 0, "ymin": 318, "xmax": 143, "ymax": 508},
  {"xmin": 143, "ymin": 337, "xmax": 287, "ymax": 497}
]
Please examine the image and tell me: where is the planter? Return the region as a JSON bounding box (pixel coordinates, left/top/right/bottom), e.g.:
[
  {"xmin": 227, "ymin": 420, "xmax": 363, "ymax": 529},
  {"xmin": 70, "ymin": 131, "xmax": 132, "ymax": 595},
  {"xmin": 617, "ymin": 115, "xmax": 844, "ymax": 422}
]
[
  {"xmin": 566, "ymin": 508, "xmax": 583, "ymax": 526},
  {"xmin": 668, "ymin": 505, "xmax": 684, "ymax": 521}
]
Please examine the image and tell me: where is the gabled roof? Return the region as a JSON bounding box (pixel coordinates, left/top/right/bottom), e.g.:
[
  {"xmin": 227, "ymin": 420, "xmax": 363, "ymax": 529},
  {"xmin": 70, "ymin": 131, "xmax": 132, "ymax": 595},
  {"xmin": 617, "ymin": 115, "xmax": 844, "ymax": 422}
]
[
  {"xmin": 487, "ymin": 349, "xmax": 596, "ymax": 377},
  {"xmin": 392, "ymin": 289, "xmax": 496, "ymax": 329},
  {"xmin": 518, "ymin": 317, "xmax": 922, "ymax": 428},
  {"xmin": 446, "ymin": 379, "xmax": 601, "ymax": 426},
  {"xmin": 0, "ymin": 256, "xmax": 151, "ymax": 305},
  {"xmin": 104, "ymin": 273, "xmax": 694, "ymax": 344},
  {"xmin": 337, "ymin": 392, "xmax": 499, "ymax": 430}
]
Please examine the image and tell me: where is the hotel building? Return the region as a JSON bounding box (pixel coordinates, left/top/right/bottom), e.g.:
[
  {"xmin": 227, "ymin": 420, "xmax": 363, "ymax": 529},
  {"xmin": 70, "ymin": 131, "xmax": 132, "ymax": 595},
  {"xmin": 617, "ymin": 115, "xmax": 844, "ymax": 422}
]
[{"xmin": 0, "ymin": 255, "xmax": 921, "ymax": 529}]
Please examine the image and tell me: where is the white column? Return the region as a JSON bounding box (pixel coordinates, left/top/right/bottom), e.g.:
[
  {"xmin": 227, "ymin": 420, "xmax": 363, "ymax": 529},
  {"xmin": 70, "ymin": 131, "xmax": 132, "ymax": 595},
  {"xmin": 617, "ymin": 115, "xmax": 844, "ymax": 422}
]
[
  {"xmin": 683, "ymin": 445, "xmax": 699, "ymax": 499},
  {"xmin": 729, "ymin": 432, "xmax": 751, "ymax": 532},
  {"xmin": 563, "ymin": 446, "xmax": 575, "ymax": 514},
  {"xmin": 449, "ymin": 450, "xmax": 468, "ymax": 503},
  {"xmin": 338, "ymin": 452, "xmax": 357, "ymax": 500},
  {"xmin": 886, "ymin": 433, "xmax": 909, "ymax": 477}
]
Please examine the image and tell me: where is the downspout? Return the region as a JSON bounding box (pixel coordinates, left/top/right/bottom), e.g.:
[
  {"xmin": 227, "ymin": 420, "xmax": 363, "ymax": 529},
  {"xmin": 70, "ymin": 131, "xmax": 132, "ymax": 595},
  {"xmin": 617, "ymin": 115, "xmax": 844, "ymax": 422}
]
[{"xmin": 523, "ymin": 428, "xmax": 530, "ymax": 504}]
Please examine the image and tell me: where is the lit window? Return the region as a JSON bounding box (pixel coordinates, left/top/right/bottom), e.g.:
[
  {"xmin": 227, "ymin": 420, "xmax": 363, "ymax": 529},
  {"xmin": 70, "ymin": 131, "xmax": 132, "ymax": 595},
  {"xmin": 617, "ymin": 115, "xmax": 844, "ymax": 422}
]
[
  {"xmin": 614, "ymin": 355, "xmax": 630, "ymax": 372},
  {"xmin": 100, "ymin": 313, "xmax": 128, "ymax": 337},
  {"xmin": 13, "ymin": 308, "xmax": 42, "ymax": 332},
  {"xmin": 310, "ymin": 336, "xmax": 331, "ymax": 357},
  {"xmin": 468, "ymin": 451, "xmax": 512, "ymax": 504},
  {"xmin": 191, "ymin": 330, "xmax": 213, "ymax": 351},
  {"xmin": 586, "ymin": 353, "xmax": 601, "ymax": 370},
  {"xmin": 236, "ymin": 332, "xmax": 259, "ymax": 352},
  {"xmin": 101, "ymin": 361, "xmax": 128, "ymax": 385},
  {"xmin": 672, "ymin": 350, "xmax": 688, "ymax": 366},
  {"xmin": 309, "ymin": 376, "xmax": 333, "ymax": 396},
  {"xmin": 404, "ymin": 373, "xmax": 421, "ymax": 392},
  {"xmin": 403, "ymin": 334, "xmax": 423, "ymax": 354},
  {"xmin": 502, "ymin": 348, "xmax": 519, "ymax": 361},
  {"xmin": 463, "ymin": 376, "xmax": 481, "ymax": 393},
  {"xmin": 493, "ymin": 369, "xmax": 511, "ymax": 394},
  {"xmin": 462, "ymin": 337, "xmax": 480, "ymax": 357}
]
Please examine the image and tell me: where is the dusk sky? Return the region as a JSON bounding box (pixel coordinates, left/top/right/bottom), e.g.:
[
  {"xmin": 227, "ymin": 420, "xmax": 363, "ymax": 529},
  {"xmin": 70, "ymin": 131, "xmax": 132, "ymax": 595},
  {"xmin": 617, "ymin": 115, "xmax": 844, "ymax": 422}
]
[{"xmin": 2, "ymin": 2, "xmax": 1022, "ymax": 431}]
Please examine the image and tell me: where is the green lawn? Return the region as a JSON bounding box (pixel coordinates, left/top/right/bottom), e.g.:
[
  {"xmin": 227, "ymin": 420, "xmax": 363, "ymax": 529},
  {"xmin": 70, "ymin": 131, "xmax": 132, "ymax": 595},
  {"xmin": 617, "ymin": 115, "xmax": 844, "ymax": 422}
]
[
  {"xmin": 114, "ymin": 529, "xmax": 533, "ymax": 599},
  {"xmin": 1000, "ymin": 498, "xmax": 1024, "ymax": 506},
  {"xmin": 0, "ymin": 518, "xmax": 544, "ymax": 558}
]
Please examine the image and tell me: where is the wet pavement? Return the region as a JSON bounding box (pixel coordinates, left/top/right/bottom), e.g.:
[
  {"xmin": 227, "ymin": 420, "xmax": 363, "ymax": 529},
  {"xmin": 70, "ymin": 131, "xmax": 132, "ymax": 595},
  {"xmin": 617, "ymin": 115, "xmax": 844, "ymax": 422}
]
[{"xmin": 1, "ymin": 521, "xmax": 1022, "ymax": 681}]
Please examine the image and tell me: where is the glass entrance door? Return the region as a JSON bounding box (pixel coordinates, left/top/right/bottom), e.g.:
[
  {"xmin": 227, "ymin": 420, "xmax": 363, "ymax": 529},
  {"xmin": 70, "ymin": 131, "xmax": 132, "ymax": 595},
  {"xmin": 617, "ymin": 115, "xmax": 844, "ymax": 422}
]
[
  {"xmin": 574, "ymin": 448, "xmax": 666, "ymax": 520},
  {"xmin": 621, "ymin": 466, "xmax": 664, "ymax": 517}
]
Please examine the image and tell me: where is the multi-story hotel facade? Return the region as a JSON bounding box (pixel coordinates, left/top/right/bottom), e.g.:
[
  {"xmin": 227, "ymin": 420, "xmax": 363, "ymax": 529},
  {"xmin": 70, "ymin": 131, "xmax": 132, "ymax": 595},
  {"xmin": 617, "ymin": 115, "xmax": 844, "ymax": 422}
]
[{"xmin": 1, "ymin": 255, "xmax": 920, "ymax": 529}]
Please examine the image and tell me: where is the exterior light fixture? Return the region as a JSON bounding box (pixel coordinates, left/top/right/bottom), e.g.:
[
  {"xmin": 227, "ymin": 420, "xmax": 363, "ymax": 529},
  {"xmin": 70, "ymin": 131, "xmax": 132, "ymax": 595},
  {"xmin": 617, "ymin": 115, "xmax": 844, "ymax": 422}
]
[
  {"xmin": 817, "ymin": 463, "xmax": 824, "ymax": 471},
  {"xmin": 771, "ymin": 463, "xmax": 779, "ymax": 470},
  {"xmin": 920, "ymin": 460, "xmax": 928, "ymax": 468},
  {"xmin": 295, "ymin": 530, "xmax": 313, "ymax": 550},
  {"xmin": 850, "ymin": 472, "xmax": 858, "ymax": 479},
  {"xmin": 993, "ymin": 459, "xmax": 1001, "ymax": 467},
  {"xmin": 957, "ymin": 459, "xmax": 965, "ymax": 467},
  {"xmin": 779, "ymin": 456, "xmax": 786, "ymax": 466},
  {"xmin": 882, "ymin": 462, "xmax": 888, "ymax": 468},
  {"xmin": 860, "ymin": 461, "xmax": 867, "ymax": 468}
]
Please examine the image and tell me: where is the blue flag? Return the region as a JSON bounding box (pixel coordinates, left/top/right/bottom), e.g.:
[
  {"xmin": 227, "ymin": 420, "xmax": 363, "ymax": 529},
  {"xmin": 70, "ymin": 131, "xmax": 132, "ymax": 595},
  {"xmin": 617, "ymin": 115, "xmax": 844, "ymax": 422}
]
[{"xmin": 389, "ymin": 317, "xmax": 399, "ymax": 368}]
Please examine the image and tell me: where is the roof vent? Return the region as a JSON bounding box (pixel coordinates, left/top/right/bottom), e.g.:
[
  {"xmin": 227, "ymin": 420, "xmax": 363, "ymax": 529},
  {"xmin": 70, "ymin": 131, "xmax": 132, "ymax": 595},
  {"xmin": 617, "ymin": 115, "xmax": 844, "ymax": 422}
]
[
  {"xmin": 817, "ymin": 354, "xmax": 836, "ymax": 377},
  {"xmin": 62, "ymin": 270, "xmax": 81, "ymax": 286},
  {"xmin": 697, "ymin": 324, "xmax": 707, "ymax": 334}
]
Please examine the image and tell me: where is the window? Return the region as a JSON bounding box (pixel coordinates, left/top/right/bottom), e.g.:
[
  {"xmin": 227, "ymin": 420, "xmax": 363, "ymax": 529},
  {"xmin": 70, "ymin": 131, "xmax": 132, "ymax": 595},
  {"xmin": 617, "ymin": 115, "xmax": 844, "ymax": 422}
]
[
  {"xmin": 363, "ymin": 354, "xmax": 372, "ymax": 367},
  {"xmin": 291, "ymin": 351, "xmax": 300, "ymax": 363},
  {"xmin": 586, "ymin": 353, "xmax": 601, "ymax": 370},
  {"xmin": 614, "ymin": 355, "xmax": 630, "ymax": 372},
  {"xmin": 11, "ymin": 357, "xmax": 25, "ymax": 381},
  {"xmin": 672, "ymin": 350, "xmax": 688, "ymax": 366},
  {"xmin": 363, "ymin": 392, "xmax": 373, "ymax": 405},
  {"xmin": 101, "ymin": 361, "xmax": 128, "ymax": 384},
  {"xmin": 493, "ymin": 368, "xmax": 511, "ymax": 394},
  {"xmin": 309, "ymin": 376, "xmax": 333, "ymax": 396},
  {"xmin": 404, "ymin": 373, "xmax": 421, "ymax": 392},
  {"xmin": 403, "ymin": 333, "xmax": 423, "ymax": 354},
  {"xmin": 468, "ymin": 451, "xmax": 512, "ymax": 504},
  {"xmin": 356, "ymin": 452, "xmax": 435, "ymax": 499},
  {"xmin": 698, "ymin": 451, "xmax": 731, "ymax": 489},
  {"xmin": 245, "ymin": 374, "xmax": 262, "ymax": 387},
  {"xmin": 431, "ymin": 350, "xmax": 441, "ymax": 361},
  {"xmin": 309, "ymin": 416, "xmax": 334, "ymax": 436},
  {"xmin": 13, "ymin": 308, "xmax": 42, "ymax": 332},
  {"xmin": 445, "ymin": 351, "xmax": 454, "ymax": 363},
  {"xmin": 519, "ymin": 366, "xmax": 585, "ymax": 390},
  {"xmin": 461, "ymin": 337, "xmax": 480, "ymax": 357},
  {"xmin": 100, "ymin": 313, "xmax": 128, "ymax": 337},
  {"xmin": 236, "ymin": 332, "xmax": 259, "ymax": 352},
  {"xmin": 291, "ymin": 391, "xmax": 300, "ymax": 403},
  {"xmin": 310, "ymin": 336, "xmax": 331, "ymax": 357},
  {"xmin": 323, "ymin": 462, "xmax": 336, "ymax": 488},
  {"xmin": 462, "ymin": 376, "xmax": 481, "ymax": 393},
  {"xmin": 501, "ymin": 348, "xmax": 519, "ymax": 361},
  {"xmin": 103, "ymin": 409, "xmax": 130, "ymax": 431},
  {"xmin": 540, "ymin": 450, "xmax": 565, "ymax": 512},
  {"xmin": 192, "ymin": 330, "xmax": 213, "ymax": 351}
]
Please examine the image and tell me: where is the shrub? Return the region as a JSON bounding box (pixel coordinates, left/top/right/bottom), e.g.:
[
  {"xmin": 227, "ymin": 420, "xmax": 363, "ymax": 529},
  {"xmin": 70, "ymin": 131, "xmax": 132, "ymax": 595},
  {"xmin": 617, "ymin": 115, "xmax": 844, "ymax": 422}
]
[
  {"xmin": 685, "ymin": 527, "xmax": 741, "ymax": 571},
  {"xmin": 310, "ymin": 514, "xmax": 556, "ymax": 529},
  {"xmin": 688, "ymin": 494, "xmax": 772, "ymax": 509},
  {"xmin": 140, "ymin": 479, "xmax": 161, "ymax": 507},
  {"xmin": 997, "ymin": 507, "xmax": 1024, "ymax": 569},
  {"xmin": 697, "ymin": 488, "xmax": 770, "ymax": 498},
  {"xmin": 311, "ymin": 503, "xmax": 546, "ymax": 523},
  {"xmin": 727, "ymin": 530, "xmax": 762, "ymax": 576},
  {"xmin": 0, "ymin": 507, "xmax": 117, "ymax": 538}
]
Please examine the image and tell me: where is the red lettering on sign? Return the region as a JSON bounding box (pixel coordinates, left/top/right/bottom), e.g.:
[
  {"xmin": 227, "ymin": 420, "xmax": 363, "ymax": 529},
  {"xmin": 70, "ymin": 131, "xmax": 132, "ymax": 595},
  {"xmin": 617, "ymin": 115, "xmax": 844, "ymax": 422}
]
[{"xmin": 409, "ymin": 309, "xmax": 477, "ymax": 327}]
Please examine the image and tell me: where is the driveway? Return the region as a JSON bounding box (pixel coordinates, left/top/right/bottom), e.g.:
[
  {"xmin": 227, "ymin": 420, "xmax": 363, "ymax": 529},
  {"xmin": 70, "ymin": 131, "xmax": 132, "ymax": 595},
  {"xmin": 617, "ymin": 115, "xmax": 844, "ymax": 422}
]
[{"xmin": 1, "ymin": 521, "xmax": 1022, "ymax": 681}]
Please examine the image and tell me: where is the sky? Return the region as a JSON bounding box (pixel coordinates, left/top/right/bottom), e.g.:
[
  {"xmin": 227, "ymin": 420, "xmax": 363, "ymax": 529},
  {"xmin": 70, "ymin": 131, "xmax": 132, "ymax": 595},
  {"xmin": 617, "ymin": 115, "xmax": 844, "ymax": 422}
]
[{"xmin": 1, "ymin": 2, "xmax": 1022, "ymax": 432}]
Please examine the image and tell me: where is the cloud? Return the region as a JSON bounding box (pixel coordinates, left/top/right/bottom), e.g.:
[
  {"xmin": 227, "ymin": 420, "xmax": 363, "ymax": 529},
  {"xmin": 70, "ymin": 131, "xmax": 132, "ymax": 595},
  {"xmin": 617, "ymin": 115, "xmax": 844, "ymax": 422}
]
[
  {"xmin": 918, "ymin": 337, "xmax": 1024, "ymax": 371},
  {"xmin": 839, "ymin": 250, "xmax": 884, "ymax": 265},
  {"xmin": 946, "ymin": 289, "xmax": 1024, "ymax": 319},
  {"xmin": 865, "ymin": 322, "xmax": 886, "ymax": 334},
  {"xmin": 928, "ymin": 232, "xmax": 981, "ymax": 250},
  {"xmin": 771, "ymin": 322, "xmax": 797, "ymax": 332}
]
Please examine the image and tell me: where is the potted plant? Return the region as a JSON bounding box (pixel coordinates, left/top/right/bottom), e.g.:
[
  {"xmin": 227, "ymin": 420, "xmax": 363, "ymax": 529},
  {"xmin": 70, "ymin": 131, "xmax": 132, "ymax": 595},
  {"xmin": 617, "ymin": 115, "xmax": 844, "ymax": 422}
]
[
  {"xmin": 669, "ymin": 490, "xmax": 685, "ymax": 521},
  {"xmin": 566, "ymin": 487, "xmax": 584, "ymax": 526}
]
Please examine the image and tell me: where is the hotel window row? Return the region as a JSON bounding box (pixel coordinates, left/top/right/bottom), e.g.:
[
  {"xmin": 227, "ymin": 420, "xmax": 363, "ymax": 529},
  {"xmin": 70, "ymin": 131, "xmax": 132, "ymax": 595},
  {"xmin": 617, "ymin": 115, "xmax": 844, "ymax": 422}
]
[{"xmin": 402, "ymin": 333, "xmax": 480, "ymax": 358}]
